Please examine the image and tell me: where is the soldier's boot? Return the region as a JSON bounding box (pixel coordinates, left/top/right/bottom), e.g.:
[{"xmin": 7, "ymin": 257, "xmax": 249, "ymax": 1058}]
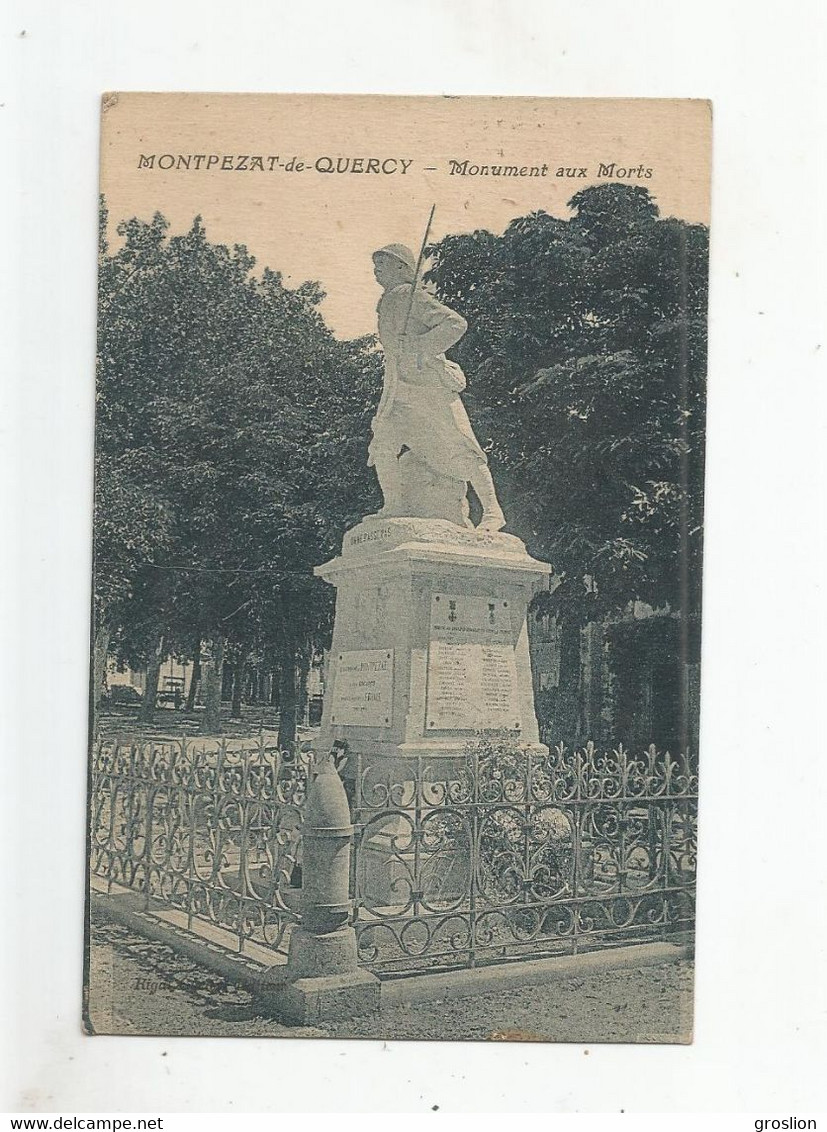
[{"xmin": 470, "ymin": 464, "xmax": 506, "ymax": 532}]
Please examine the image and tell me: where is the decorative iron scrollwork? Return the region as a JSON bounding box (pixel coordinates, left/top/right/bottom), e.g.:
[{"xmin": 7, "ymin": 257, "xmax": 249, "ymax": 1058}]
[
  {"xmin": 351, "ymin": 737, "xmax": 697, "ymax": 973},
  {"xmin": 90, "ymin": 736, "xmax": 312, "ymax": 955}
]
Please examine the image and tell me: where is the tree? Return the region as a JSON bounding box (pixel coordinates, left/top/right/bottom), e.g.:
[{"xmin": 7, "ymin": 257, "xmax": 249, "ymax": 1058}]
[
  {"xmin": 427, "ymin": 183, "xmax": 707, "ymax": 618},
  {"xmin": 94, "ymin": 202, "xmax": 382, "ymax": 735},
  {"xmin": 93, "ymin": 202, "xmax": 174, "ymax": 714},
  {"xmin": 426, "ymin": 185, "xmax": 708, "ymax": 738}
]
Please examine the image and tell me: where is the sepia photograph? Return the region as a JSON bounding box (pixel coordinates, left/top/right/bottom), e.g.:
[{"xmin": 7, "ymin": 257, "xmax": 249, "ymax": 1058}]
[{"xmin": 5, "ymin": 0, "xmax": 827, "ymax": 1118}]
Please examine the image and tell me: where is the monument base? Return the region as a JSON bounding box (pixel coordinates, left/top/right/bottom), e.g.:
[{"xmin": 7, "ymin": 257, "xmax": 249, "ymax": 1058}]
[
  {"xmin": 315, "ymin": 516, "xmax": 553, "ymax": 767},
  {"xmin": 269, "ymin": 969, "xmax": 382, "ymax": 1024},
  {"xmin": 261, "ymin": 926, "xmax": 381, "ymax": 1022}
]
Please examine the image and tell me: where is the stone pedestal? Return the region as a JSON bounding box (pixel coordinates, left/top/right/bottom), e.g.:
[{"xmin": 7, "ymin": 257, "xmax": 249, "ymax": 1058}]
[
  {"xmin": 315, "ymin": 516, "xmax": 552, "ymax": 768},
  {"xmin": 261, "ymin": 750, "xmax": 382, "ymax": 1023},
  {"xmin": 263, "ymin": 925, "xmax": 381, "ymax": 1023}
]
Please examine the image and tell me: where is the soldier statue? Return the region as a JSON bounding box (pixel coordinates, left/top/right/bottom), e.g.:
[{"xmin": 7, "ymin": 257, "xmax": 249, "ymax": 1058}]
[{"xmin": 368, "ymin": 242, "xmax": 506, "ymax": 532}]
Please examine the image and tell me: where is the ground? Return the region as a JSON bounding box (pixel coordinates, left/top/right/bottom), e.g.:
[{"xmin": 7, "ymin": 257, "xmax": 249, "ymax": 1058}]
[
  {"xmin": 95, "ymin": 704, "xmax": 320, "ymax": 745},
  {"xmin": 86, "ymin": 909, "xmax": 693, "ymax": 1044}
]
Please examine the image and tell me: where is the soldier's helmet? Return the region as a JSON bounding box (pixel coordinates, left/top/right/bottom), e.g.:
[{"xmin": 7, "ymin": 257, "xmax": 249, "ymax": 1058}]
[{"xmin": 373, "ymin": 244, "xmax": 417, "ymax": 278}]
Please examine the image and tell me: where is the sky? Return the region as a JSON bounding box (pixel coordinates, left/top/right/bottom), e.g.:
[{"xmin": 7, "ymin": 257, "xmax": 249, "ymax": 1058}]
[{"xmin": 100, "ymin": 94, "xmax": 711, "ymax": 339}]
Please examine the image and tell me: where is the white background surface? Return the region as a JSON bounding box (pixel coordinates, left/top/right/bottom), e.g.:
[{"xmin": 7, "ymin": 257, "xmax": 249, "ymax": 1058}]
[{"xmin": 2, "ymin": 0, "xmax": 826, "ymax": 1115}]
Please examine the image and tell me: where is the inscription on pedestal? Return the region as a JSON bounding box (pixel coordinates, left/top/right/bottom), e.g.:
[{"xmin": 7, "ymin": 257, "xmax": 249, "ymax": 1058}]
[
  {"xmin": 426, "ymin": 594, "xmax": 522, "ymax": 732},
  {"xmin": 344, "ymin": 524, "xmax": 394, "ymax": 552},
  {"xmin": 330, "ymin": 649, "xmax": 394, "ymax": 727}
]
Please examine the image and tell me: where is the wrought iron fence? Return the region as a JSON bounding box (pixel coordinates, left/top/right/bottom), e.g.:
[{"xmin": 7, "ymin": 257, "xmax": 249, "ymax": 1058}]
[
  {"xmin": 90, "ymin": 736, "xmax": 311, "ymax": 954},
  {"xmin": 351, "ymin": 737, "xmax": 697, "ymax": 974}
]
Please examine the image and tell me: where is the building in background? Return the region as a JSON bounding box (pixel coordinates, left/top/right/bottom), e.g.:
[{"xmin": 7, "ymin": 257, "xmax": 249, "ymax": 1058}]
[{"xmin": 528, "ymin": 602, "xmax": 701, "ymax": 754}]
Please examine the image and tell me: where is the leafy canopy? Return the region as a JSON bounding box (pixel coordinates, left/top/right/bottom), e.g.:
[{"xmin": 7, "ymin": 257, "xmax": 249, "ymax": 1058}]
[
  {"xmin": 95, "ymin": 201, "xmax": 382, "ymax": 664},
  {"xmin": 426, "ymin": 183, "xmax": 708, "ymax": 620}
]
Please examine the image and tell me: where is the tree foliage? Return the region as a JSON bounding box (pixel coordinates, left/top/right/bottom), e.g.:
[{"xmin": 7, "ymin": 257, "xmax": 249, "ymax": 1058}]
[
  {"xmin": 94, "ymin": 199, "xmax": 382, "ymax": 722},
  {"xmin": 426, "ymin": 183, "xmax": 708, "ymax": 623}
]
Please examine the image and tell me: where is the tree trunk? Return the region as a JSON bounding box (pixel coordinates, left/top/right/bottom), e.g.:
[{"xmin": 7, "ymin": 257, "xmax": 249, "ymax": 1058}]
[
  {"xmin": 185, "ymin": 635, "xmax": 201, "ymax": 713},
  {"xmin": 247, "ymin": 665, "xmax": 259, "ymax": 706},
  {"xmin": 277, "ymin": 650, "xmax": 298, "ymax": 750},
  {"xmin": 230, "ymin": 643, "xmax": 247, "ymax": 720},
  {"xmin": 231, "ymin": 670, "xmax": 244, "ymax": 718},
  {"xmin": 553, "ymin": 615, "xmax": 583, "ymax": 745},
  {"xmin": 139, "ymin": 636, "xmax": 164, "ymax": 725},
  {"xmin": 92, "ymin": 622, "xmax": 111, "ymax": 718},
  {"xmin": 200, "ymin": 636, "xmax": 225, "ymax": 735},
  {"xmin": 221, "ymin": 656, "xmax": 234, "ymax": 700},
  {"xmin": 297, "ymin": 651, "xmax": 310, "ymax": 728}
]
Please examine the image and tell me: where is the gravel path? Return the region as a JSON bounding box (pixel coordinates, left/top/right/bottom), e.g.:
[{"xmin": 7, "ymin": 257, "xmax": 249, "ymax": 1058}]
[
  {"xmin": 87, "ymin": 911, "xmax": 325, "ymax": 1039},
  {"xmin": 330, "ymin": 964, "xmax": 693, "ymax": 1043},
  {"xmin": 87, "ymin": 911, "xmax": 692, "ymax": 1043}
]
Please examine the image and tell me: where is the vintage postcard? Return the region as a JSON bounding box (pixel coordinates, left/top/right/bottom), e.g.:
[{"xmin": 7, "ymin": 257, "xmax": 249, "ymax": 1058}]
[{"xmin": 86, "ymin": 93, "xmax": 709, "ymax": 1042}]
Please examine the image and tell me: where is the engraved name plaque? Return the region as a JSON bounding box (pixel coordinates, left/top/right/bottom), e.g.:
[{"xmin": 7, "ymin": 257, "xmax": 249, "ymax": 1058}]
[
  {"xmin": 330, "ymin": 649, "xmax": 394, "ymax": 727},
  {"xmin": 426, "ymin": 594, "xmax": 522, "ymax": 732}
]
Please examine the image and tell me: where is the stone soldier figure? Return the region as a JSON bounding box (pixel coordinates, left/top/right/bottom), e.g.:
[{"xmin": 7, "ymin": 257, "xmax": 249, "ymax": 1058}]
[{"xmin": 368, "ymin": 243, "xmax": 506, "ymax": 532}]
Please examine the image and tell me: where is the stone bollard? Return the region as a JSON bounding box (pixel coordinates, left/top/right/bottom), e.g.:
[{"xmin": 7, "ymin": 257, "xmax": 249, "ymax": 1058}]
[{"xmin": 263, "ymin": 752, "xmax": 381, "ymax": 1024}]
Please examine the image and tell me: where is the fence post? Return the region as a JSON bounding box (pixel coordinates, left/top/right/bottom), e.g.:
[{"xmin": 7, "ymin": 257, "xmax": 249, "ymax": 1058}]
[{"xmin": 263, "ymin": 752, "xmax": 381, "ymax": 1023}]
